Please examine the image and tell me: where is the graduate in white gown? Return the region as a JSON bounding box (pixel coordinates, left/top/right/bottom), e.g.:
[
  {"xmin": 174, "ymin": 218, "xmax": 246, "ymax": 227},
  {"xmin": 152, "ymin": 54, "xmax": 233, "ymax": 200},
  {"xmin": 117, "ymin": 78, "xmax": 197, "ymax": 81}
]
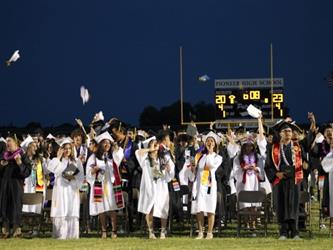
[
  {"xmin": 86, "ymin": 132, "xmax": 124, "ymax": 239},
  {"xmin": 232, "ymin": 135, "xmax": 265, "ymax": 229},
  {"xmin": 135, "ymin": 136, "xmax": 175, "ymax": 239},
  {"xmin": 47, "ymin": 137, "xmax": 84, "ymax": 240},
  {"xmin": 190, "ymin": 131, "xmax": 223, "ymax": 240}
]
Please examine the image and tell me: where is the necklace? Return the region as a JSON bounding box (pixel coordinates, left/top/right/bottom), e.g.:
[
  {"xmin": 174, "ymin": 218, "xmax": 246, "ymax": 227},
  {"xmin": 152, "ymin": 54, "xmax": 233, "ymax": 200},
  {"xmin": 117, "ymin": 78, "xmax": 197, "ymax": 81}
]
[{"xmin": 280, "ymin": 141, "xmax": 295, "ymax": 167}]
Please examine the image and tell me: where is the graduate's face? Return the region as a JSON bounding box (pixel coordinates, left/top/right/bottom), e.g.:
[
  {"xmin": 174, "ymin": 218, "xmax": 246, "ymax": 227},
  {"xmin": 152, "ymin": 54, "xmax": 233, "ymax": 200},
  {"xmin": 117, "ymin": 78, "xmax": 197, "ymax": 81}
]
[
  {"xmin": 101, "ymin": 139, "xmax": 111, "ymax": 152},
  {"xmin": 280, "ymin": 128, "xmax": 293, "ymax": 142},
  {"xmin": 6, "ymin": 137, "xmax": 18, "ymax": 152},
  {"xmin": 205, "ymin": 137, "xmax": 216, "ymax": 152},
  {"xmin": 73, "ymin": 135, "xmax": 83, "ymax": 146},
  {"xmin": 162, "ymin": 135, "xmax": 171, "ymax": 148},
  {"xmin": 62, "ymin": 143, "xmax": 72, "ymax": 158},
  {"xmin": 243, "ymin": 143, "xmax": 255, "ymax": 154},
  {"xmin": 127, "ymin": 131, "xmax": 134, "ymax": 140},
  {"xmin": 111, "ymin": 128, "xmax": 125, "ymax": 141},
  {"xmin": 179, "ymin": 140, "xmax": 188, "ymax": 148},
  {"xmin": 89, "ymin": 141, "xmax": 97, "ymax": 153},
  {"xmin": 27, "ymin": 142, "xmax": 37, "ymax": 156},
  {"xmin": 47, "ymin": 143, "xmax": 53, "ymax": 154},
  {"xmin": 267, "ymin": 135, "xmax": 273, "ymax": 144},
  {"xmin": 324, "ymin": 128, "xmax": 333, "ymax": 143}
]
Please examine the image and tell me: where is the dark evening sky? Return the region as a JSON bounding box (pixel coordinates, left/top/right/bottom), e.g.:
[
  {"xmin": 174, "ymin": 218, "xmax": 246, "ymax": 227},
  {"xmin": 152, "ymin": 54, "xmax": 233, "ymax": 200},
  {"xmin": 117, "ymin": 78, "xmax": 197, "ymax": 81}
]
[{"xmin": 0, "ymin": 0, "xmax": 332, "ymax": 127}]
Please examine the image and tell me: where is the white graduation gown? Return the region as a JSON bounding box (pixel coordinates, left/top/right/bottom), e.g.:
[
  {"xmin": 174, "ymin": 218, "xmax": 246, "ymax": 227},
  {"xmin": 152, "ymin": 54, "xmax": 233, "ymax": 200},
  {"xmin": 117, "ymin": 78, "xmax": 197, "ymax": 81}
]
[
  {"xmin": 47, "ymin": 157, "xmax": 84, "ymax": 239},
  {"xmin": 233, "ymin": 154, "xmax": 264, "ymax": 209},
  {"xmin": 256, "ymin": 137, "xmax": 272, "ymax": 195},
  {"xmin": 190, "ymin": 152, "xmax": 223, "ymax": 215},
  {"xmin": 86, "ymin": 148, "xmax": 124, "ymax": 216},
  {"xmin": 135, "ymin": 150, "xmax": 175, "ymax": 219},
  {"xmin": 322, "ymin": 151, "xmax": 333, "ymax": 217},
  {"xmin": 179, "ymin": 162, "xmax": 193, "ymax": 186},
  {"xmin": 22, "ymin": 168, "xmax": 43, "ymax": 214}
]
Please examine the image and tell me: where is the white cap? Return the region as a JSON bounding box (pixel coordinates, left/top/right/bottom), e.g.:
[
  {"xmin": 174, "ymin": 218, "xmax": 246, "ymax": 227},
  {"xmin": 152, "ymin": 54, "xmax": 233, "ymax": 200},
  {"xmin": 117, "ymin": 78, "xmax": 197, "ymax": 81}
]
[
  {"xmin": 137, "ymin": 130, "xmax": 146, "ymax": 138},
  {"xmin": 94, "ymin": 111, "xmax": 104, "ymax": 122},
  {"xmin": 46, "ymin": 133, "xmax": 56, "ymax": 140},
  {"xmin": 95, "ymin": 131, "xmax": 114, "ymax": 144},
  {"xmin": 202, "ymin": 131, "xmax": 221, "ymax": 145},
  {"xmin": 142, "ymin": 136, "xmax": 156, "ymax": 149},
  {"xmin": 56, "ymin": 137, "xmax": 73, "ymax": 147},
  {"xmin": 247, "ymin": 104, "xmax": 262, "ymax": 119},
  {"xmin": 0, "ymin": 137, "xmax": 6, "ymax": 143},
  {"xmin": 315, "ymin": 133, "xmax": 325, "ymax": 144},
  {"xmin": 20, "ymin": 135, "xmax": 34, "ymax": 150}
]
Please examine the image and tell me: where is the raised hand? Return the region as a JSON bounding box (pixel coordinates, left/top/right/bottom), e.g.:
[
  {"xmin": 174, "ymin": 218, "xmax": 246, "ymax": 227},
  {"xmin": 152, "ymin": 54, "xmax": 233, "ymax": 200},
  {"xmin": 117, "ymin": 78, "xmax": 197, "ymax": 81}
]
[
  {"xmin": 57, "ymin": 148, "xmax": 64, "ymax": 159},
  {"xmin": 14, "ymin": 154, "xmax": 22, "ymax": 166}
]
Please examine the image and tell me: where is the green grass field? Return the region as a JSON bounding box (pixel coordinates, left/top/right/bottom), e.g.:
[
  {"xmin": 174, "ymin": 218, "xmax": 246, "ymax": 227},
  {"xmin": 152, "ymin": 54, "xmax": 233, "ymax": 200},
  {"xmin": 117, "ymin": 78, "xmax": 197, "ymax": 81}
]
[{"xmin": 1, "ymin": 236, "xmax": 333, "ymax": 250}]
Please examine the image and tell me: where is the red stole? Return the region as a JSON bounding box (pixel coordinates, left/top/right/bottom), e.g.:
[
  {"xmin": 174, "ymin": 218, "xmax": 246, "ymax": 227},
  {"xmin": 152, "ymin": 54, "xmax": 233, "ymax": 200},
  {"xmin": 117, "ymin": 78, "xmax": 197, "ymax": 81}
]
[
  {"xmin": 271, "ymin": 142, "xmax": 303, "ymax": 186},
  {"xmin": 112, "ymin": 161, "xmax": 124, "ymax": 209}
]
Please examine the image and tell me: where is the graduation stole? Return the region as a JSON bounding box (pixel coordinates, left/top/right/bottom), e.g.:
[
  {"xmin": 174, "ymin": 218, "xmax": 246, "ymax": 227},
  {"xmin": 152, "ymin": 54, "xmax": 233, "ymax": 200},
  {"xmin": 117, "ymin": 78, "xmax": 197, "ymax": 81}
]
[
  {"xmin": 3, "ymin": 148, "xmax": 23, "ymax": 161},
  {"xmin": 112, "ymin": 160, "xmax": 124, "ymax": 209},
  {"xmin": 198, "ymin": 153, "xmax": 212, "ymax": 194},
  {"xmin": 93, "ymin": 156, "xmax": 103, "ymax": 203},
  {"xmin": 240, "ymin": 154, "xmax": 258, "ymax": 184},
  {"xmin": 35, "ymin": 159, "xmax": 44, "ymax": 192},
  {"xmin": 272, "ymin": 142, "xmax": 303, "ymax": 186}
]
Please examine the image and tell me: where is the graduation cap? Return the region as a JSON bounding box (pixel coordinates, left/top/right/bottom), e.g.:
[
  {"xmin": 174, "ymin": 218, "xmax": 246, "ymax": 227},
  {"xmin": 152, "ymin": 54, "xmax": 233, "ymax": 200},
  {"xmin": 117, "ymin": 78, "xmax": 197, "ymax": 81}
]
[
  {"xmin": 95, "ymin": 131, "xmax": 114, "ymax": 144},
  {"xmin": 156, "ymin": 129, "xmax": 173, "ymax": 142},
  {"xmin": 202, "ymin": 131, "xmax": 222, "ymax": 145},
  {"xmin": 109, "ymin": 119, "xmax": 128, "ymax": 133},
  {"xmin": 20, "ymin": 135, "xmax": 34, "ymax": 151},
  {"xmin": 315, "ymin": 133, "xmax": 325, "ymax": 144},
  {"xmin": 80, "ymin": 86, "xmax": 90, "ymax": 105},
  {"xmin": 6, "ymin": 50, "xmax": 20, "ymax": 66},
  {"xmin": 56, "ymin": 137, "xmax": 73, "ymax": 147},
  {"xmin": 273, "ymin": 121, "xmax": 302, "ymax": 133},
  {"xmin": 142, "ymin": 136, "xmax": 156, "ymax": 149},
  {"xmin": 198, "ymin": 74, "xmax": 210, "ymax": 83},
  {"xmin": 247, "ymin": 104, "xmax": 262, "ymax": 119},
  {"xmin": 46, "ymin": 133, "xmax": 56, "ymax": 140},
  {"xmin": 6, "ymin": 133, "xmax": 21, "ymax": 144}
]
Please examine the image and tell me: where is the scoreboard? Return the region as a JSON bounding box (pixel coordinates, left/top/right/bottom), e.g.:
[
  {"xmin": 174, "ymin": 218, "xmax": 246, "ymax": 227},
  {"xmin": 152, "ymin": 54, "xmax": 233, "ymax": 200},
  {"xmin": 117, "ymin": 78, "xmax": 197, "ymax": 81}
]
[{"xmin": 215, "ymin": 78, "xmax": 284, "ymax": 121}]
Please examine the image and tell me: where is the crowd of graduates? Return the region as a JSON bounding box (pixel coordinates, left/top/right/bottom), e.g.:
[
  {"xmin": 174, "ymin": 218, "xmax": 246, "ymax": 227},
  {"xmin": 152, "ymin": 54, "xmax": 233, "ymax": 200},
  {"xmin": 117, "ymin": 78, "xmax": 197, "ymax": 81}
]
[{"xmin": 0, "ymin": 111, "xmax": 332, "ymax": 240}]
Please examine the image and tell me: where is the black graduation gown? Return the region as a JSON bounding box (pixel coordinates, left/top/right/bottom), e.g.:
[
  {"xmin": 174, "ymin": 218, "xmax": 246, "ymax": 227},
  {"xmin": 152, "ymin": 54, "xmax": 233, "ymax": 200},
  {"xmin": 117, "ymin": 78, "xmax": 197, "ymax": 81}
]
[
  {"xmin": 265, "ymin": 143, "xmax": 300, "ymax": 223},
  {"xmin": 0, "ymin": 153, "xmax": 31, "ymax": 225},
  {"xmin": 311, "ymin": 141, "xmax": 331, "ymax": 211},
  {"xmin": 215, "ymin": 146, "xmax": 231, "ymax": 218}
]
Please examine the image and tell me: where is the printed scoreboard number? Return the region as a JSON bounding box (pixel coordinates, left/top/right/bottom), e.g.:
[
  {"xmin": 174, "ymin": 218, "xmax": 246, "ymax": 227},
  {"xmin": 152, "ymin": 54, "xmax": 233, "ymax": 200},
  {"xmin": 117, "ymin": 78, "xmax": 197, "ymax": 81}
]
[{"xmin": 215, "ymin": 88, "xmax": 284, "ymax": 120}]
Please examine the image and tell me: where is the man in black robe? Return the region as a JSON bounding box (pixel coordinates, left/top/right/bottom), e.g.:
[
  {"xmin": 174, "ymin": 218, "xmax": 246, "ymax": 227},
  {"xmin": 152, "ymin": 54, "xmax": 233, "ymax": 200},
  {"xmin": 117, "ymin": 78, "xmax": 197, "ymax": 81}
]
[{"xmin": 265, "ymin": 122, "xmax": 303, "ymax": 240}]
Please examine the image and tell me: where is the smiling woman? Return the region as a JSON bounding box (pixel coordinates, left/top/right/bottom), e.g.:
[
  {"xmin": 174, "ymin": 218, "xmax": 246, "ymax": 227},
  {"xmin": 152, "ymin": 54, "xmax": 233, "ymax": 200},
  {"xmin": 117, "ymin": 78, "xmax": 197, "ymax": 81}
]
[{"xmin": 46, "ymin": 138, "xmax": 84, "ymax": 240}]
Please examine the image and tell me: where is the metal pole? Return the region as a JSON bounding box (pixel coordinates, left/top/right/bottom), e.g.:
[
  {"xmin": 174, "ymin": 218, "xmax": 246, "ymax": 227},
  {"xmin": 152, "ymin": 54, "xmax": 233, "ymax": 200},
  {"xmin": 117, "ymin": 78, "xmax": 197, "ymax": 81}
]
[
  {"xmin": 270, "ymin": 43, "xmax": 274, "ymax": 121},
  {"xmin": 180, "ymin": 46, "xmax": 184, "ymax": 125}
]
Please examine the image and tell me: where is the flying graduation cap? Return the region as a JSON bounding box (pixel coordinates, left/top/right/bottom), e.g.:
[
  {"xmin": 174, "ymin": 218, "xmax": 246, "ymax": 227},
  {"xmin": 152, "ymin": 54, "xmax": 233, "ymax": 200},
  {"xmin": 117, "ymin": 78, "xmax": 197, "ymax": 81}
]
[
  {"xmin": 80, "ymin": 86, "xmax": 90, "ymax": 105},
  {"xmin": 6, "ymin": 50, "xmax": 20, "ymax": 66},
  {"xmin": 198, "ymin": 74, "xmax": 210, "ymax": 83}
]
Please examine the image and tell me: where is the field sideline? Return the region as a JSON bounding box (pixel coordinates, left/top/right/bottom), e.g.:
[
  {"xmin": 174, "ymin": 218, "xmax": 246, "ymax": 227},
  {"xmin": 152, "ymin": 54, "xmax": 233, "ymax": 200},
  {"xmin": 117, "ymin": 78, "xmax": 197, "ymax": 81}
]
[{"xmin": 1, "ymin": 236, "xmax": 333, "ymax": 250}]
